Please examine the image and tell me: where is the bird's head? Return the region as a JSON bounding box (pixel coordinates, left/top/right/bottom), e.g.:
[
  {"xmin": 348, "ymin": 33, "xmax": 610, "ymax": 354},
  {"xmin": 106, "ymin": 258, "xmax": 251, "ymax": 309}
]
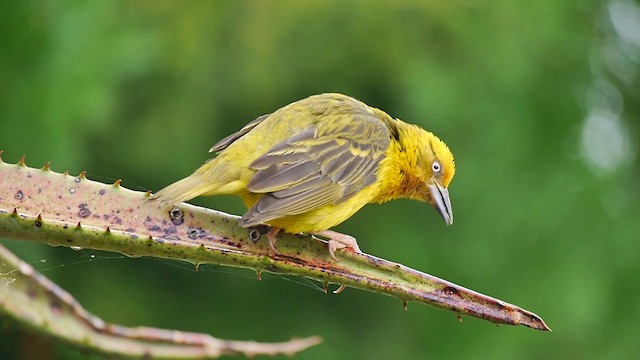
[
  {"xmin": 398, "ymin": 126, "xmax": 455, "ymax": 225},
  {"xmin": 375, "ymin": 121, "xmax": 456, "ymax": 225},
  {"xmin": 421, "ymin": 133, "xmax": 455, "ymax": 225}
]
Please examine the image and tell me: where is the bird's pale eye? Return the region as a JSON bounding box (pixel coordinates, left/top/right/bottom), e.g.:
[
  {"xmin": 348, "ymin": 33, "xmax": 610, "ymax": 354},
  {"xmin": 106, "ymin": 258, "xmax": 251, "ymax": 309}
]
[{"xmin": 432, "ymin": 160, "xmax": 443, "ymax": 175}]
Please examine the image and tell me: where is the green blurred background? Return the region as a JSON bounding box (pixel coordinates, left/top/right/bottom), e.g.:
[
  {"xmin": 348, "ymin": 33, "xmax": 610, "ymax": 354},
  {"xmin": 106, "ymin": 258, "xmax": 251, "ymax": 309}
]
[{"xmin": 1, "ymin": 0, "xmax": 639, "ymax": 359}]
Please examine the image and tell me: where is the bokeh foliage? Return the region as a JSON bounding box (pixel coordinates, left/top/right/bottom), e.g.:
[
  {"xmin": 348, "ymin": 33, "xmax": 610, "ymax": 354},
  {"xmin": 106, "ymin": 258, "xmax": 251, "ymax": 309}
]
[{"xmin": 1, "ymin": 1, "xmax": 639, "ymax": 359}]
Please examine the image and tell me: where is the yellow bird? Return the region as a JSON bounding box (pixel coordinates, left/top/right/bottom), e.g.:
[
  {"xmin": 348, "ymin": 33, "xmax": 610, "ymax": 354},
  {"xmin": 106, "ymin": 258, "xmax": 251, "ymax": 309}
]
[{"xmin": 155, "ymin": 93, "xmax": 455, "ymax": 260}]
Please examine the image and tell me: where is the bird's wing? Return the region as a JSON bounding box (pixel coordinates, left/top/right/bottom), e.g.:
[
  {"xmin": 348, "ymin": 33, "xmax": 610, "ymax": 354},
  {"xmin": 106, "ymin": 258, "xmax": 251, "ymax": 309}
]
[
  {"xmin": 209, "ymin": 113, "xmax": 271, "ymax": 153},
  {"xmin": 239, "ymin": 109, "xmax": 393, "ymax": 227}
]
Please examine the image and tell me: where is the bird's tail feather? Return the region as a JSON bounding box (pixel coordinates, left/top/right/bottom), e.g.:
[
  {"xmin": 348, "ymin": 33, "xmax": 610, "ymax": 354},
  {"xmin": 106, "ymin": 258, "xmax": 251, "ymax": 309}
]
[{"xmin": 153, "ymin": 174, "xmax": 214, "ymax": 204}]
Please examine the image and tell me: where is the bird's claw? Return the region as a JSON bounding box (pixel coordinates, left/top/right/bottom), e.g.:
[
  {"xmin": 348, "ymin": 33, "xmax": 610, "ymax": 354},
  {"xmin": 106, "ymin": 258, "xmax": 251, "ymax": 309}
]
[
  {"xmin": 267, "ymin": 227, "xmax": 282, "ymax": 255},
  {"xmin": 319, "ymin": 230, "xmax": 361, "ymax": 261}
]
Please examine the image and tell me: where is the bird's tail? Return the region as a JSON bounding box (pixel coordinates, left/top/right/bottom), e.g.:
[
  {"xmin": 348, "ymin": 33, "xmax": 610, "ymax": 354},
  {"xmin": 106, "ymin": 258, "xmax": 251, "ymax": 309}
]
[{"xmin": 153, "ymin": 174, "xmax": 215, "ymax": 204}]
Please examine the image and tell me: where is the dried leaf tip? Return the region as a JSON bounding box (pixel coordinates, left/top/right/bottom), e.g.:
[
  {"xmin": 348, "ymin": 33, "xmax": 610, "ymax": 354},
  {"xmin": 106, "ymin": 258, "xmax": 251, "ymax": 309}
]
[
  {"xmin": 79, "ymin": 171, "xmax": 87, "ymax": 180},
  {"xmin": 144, "ymin": 190, "xmax": 152, "ymax": 198},
  {"xmin": 42, "ymin": 162, "xmax": 51, "ymax": 171},
  {"xmin": 105, "ymin": 226, "xmax": 111, "ymax": 233},
  {"xmin": 113, "ymin": 179, "xmax": 122, "ymax": 187},
  {"xmin": 18, "ymin": 154, "xmax": 26, "ymax": 166},
  {"xmin": 63, "ymin": 170, "xmax": 70, "ymax": 176},
  {"xmin": 75, "ymin": 222, "xmax": 82, "ymax": 229},
  {"xmin": 12, "ymin": 208, "xmax": 18, "ymax": 216}
]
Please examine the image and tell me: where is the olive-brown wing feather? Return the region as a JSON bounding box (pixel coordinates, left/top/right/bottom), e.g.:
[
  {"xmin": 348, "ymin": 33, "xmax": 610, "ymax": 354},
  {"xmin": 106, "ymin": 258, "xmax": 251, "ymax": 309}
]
[
  {"xmin": 239, "ymin": 112, "xmax": 392, "ymax": 227},
  {"xmin": 209, "ymin": 114, "xmax": 271, "ymax": 153}
]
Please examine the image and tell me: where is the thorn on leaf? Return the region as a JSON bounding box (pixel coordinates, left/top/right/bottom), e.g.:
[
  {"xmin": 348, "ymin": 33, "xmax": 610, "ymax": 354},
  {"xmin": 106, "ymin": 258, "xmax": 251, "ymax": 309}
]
[{"xmin": 322, "ymin": 282, "xmax": 329, "ymax": 294}]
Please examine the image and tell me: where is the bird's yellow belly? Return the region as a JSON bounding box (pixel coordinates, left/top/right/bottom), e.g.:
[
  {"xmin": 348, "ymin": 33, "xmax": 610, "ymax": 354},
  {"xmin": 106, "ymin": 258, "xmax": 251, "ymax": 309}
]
[{"xmin": 239, "ymin": 186, "xmax": 378, "ymax": 234}]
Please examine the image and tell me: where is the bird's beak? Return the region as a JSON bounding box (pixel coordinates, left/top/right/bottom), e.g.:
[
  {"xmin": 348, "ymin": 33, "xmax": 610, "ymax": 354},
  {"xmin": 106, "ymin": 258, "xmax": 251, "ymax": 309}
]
[{"xmin": 428, "ymin": 181, "xmax": 453, "ymax": 225}]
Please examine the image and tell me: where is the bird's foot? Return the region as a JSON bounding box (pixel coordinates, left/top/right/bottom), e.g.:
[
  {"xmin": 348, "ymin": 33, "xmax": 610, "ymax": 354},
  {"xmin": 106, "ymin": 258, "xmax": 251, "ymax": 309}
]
[
  {"xmin": 267, "ymin": 227, "xmax": 282, "ymax": 255},
  {"xmin": 315, "ymin": 230, "xmax": 362, "ymax": 261}
]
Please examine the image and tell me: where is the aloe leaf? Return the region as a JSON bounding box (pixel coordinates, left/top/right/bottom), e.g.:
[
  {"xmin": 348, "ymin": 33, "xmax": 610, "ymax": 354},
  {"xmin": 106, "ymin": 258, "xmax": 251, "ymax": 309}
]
[{"xmin": 0, "ymin": 153, "xmax": 550, "ymax": 332}]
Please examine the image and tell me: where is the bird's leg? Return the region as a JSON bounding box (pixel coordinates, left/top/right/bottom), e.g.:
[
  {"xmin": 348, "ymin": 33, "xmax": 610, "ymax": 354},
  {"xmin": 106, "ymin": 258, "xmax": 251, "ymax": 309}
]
[
  {"xmin": 267, "ymin": 227, "xmax": 282, "ymax": 254},
  {"xmin": 315, "ymin": 230, "xmax": 362, "ymax": 261}
]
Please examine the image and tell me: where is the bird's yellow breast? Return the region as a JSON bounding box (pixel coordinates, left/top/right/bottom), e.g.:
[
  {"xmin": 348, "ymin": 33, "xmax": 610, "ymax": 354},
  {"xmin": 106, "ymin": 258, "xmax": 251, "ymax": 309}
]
[{"xmin": 238, "ymin": 184, "xmax": 379, "ymax": 234}]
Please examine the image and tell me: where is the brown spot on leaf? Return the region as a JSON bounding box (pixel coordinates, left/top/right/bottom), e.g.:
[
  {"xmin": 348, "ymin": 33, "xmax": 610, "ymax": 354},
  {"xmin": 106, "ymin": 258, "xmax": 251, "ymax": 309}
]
[
  {"xmin": 443, "ymin": 286, "xmax": 458, "ymax": 296},
  {"xmin": 169, "ymin": 207, "xmax": 184, "ymax": 226},
  {"xmin": 187, "ymin": 227, "xmax": 205, "ymax": 239},
  {"xmin": 78, "ymin": 204, "xmax": 91, "ymax": 218},
  {"xmin": 14, "ymin": 190, "xmax": 24, "ymax": 200}
]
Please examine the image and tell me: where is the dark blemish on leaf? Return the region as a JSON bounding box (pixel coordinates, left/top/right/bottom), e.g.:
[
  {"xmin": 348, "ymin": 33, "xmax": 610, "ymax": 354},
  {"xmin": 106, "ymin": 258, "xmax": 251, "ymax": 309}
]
[
  {"xmin": 248, "ymin": 228, "xmax": 261, "ymax": 242},
  {"xmin": 163, "ymin": 226, "xmax": 178, "ymax": 235},
  {"xmin": 125, "ymin": 228, "xmax": 135, "ymax": 233},
  {"xmin": 58, "ymin": 195, "xmax": 62, "ymax": 199},
  {"xmin": 75, "ymin": 177, "xmax": 81, "ymax": 183},
  {"xmin": 34, "ymin": 219, "xmax": 42, "ymax": 227},
  {"xmin": 169, "ymin": 207, "xmax": 184, "ymax": 226},
  {"xmin": 27, "ymin": 173, "xmax": 32, "ymax": 178},
  {"xmin": 38, "ymin": 188, "xmax": 42, "ymax": 194},
  {"xmin": 69, "ymin": 188, "xmax": 76, "ymax": 194},
  {"xmin": 113, "ymin": 216, "xmax": 122, "ymax": 225},
  {"xmin": 14, "ymin": 190, "xmax": 24, "ymax": 200},
  {"xmin": 26, "ymin": 285, "xmax": 38, "ymax": 299},
  {"xmin": 187, "ymin": 227, "xmax": 205, "ymax": 240},
  {"xmin": 148, "ymin": 225, "xmax": 161, "ymax": 232},
  {"xmin": 49, "ymin": 299, "xmax": 63, "ymax": 316},
  {"xmin": 103, "ymin": 214, "xmax": 110, "ymax": 220},
  {"xmin": 443, "ymin": 286, "xmax": 458, "ymax": 296},
  {"xmin": 78, "ymin": 204, "xmax": 91, "ymax": 218},
  {"xmin": 66, "ymin": 238, "xmax": 72, "ymax": 242},
  {"xmin": 99, "ymin": 189, "xmax": 106, "ymax": 195},
  {"xmin": 63, "ymin": 225, "xmax": 69, "ymax": 229},
  {"xmin": 145, "ymin": 216, "xmax": 152, "ymax": 223}
]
